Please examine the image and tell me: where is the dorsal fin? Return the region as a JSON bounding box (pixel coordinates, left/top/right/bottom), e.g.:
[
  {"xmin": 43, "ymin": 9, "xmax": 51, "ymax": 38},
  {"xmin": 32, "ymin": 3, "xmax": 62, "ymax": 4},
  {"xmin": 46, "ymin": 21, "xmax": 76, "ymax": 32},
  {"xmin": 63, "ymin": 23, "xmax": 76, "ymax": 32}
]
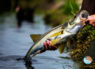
[{"xmin": 30, "ymin": 34, "xmax": 41, "ymax": 43}]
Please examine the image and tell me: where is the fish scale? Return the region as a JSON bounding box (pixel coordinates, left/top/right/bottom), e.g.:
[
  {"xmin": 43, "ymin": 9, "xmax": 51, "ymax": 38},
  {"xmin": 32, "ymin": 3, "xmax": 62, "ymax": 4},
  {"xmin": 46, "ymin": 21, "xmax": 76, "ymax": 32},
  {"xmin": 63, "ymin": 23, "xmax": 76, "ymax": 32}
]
[{"xmin": 25, "ymin": 10, "xmax": 89, "ymax": 60}]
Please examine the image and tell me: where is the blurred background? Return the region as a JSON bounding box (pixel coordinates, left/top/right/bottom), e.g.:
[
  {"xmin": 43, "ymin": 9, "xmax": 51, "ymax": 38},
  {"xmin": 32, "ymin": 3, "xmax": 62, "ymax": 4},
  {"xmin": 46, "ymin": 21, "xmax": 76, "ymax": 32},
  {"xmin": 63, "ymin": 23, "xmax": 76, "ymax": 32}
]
[
  {"xmin": 0, "ymin": 0, "xmax": 82, "ymax": 27},
  {"xmin": 2, "ymin": 0, "xmax": 94, "ymax": 69}
]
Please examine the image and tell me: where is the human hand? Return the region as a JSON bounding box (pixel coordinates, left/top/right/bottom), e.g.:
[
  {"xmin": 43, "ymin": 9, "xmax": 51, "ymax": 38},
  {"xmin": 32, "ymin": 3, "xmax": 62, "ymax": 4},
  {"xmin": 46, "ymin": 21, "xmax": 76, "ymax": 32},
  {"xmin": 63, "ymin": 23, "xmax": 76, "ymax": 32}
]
[
  {"xmin": 37, "ymin": 40, "xmax": 57, "ymax": 54},
  {"xmin": 87, "ymin": 15, "xmax": 95, "ymax": 26},
  {"xmin": 43, "ymin": 40, "xmax": 57, "ymax": 50}
]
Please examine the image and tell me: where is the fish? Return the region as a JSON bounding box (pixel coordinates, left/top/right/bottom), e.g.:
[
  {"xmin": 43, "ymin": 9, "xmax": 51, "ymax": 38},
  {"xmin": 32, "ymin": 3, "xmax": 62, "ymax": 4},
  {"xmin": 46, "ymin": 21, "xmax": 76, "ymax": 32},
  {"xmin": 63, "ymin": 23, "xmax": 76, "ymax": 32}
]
[{"xmin": 24, "ymin": 10, "xmax": 89, "ymax": 60}]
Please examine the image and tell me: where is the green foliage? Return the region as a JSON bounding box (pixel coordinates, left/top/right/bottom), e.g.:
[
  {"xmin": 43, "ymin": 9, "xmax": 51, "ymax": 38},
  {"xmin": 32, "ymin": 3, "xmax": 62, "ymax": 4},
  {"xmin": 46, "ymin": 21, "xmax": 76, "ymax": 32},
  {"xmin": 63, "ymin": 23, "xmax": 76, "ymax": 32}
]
[
  {"xmin": 63, "ymin": 0, "xmax": 79, "ymax": 15},
  {"xmin": 70, "ymin": 24, "xmax": 95, "ymax": 61}
]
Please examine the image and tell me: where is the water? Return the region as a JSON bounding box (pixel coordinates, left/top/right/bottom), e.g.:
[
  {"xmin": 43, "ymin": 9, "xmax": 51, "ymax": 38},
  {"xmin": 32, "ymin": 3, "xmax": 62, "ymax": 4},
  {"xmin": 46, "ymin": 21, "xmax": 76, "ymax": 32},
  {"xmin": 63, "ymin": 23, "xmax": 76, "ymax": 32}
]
[{"xmin": 0, "ymin": 13, "xmax": 79, "ymax": 69}]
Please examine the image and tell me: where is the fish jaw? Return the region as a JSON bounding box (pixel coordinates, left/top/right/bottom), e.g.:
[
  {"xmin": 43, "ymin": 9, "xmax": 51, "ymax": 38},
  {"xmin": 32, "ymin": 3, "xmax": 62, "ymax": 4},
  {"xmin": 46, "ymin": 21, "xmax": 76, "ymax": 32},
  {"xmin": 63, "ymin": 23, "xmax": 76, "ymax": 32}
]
[{"xmin": 75, "ymin": 10, "xmax": 89, "ymax": 25}]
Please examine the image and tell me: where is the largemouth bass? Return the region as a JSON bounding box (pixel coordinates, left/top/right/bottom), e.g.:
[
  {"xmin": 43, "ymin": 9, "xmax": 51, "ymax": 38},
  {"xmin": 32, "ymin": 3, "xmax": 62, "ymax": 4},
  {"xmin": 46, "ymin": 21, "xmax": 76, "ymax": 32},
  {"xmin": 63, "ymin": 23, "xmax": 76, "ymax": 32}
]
[{"xmin": 25, "ymin": 10, "xmax": 89, "ymax": 60}]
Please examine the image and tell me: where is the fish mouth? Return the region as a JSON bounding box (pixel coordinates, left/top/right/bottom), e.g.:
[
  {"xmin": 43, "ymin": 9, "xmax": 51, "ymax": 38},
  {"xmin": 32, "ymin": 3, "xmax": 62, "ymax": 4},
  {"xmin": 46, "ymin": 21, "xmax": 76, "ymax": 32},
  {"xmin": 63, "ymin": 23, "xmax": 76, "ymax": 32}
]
[
  {"xmin": 80, "ymin": 10, "xmax": 89, "ymax": 27},
  {"xmin": 74, "ymin": 10, "xmax": 89, "ymax": 26},
  {"xmin": 80, "ymin": 10, "xmax": 89, "ymax": 18},
  {"xmin": 80, "ymin": 10, "xmax": 89, "ymax": 21}
]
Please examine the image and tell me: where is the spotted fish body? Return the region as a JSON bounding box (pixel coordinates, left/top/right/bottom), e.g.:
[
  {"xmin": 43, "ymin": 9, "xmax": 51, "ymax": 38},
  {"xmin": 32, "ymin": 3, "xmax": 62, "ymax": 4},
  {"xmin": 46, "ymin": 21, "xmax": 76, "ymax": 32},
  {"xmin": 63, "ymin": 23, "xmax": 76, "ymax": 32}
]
[{"xmin": 25, "ymin": 10, "xmax": 89, "ymax": 59}]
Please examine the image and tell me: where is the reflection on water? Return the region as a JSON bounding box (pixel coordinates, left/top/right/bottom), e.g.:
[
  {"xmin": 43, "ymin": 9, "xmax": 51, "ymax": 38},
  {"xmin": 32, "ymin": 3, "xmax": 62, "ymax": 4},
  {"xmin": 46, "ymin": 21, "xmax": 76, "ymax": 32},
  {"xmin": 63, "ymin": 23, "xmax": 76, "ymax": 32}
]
[{"xmin": 0, "ymin": 13, "xmax": 79, "ymax": 69}]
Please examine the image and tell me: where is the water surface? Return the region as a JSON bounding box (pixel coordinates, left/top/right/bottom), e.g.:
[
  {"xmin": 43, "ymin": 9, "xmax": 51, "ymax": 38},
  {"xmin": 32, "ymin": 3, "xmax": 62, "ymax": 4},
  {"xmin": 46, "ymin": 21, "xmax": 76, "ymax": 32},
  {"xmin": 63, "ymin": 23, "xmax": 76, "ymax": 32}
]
[{"xmin": 0, "ymin": 14, "xmax": 79, "ymax": 69}]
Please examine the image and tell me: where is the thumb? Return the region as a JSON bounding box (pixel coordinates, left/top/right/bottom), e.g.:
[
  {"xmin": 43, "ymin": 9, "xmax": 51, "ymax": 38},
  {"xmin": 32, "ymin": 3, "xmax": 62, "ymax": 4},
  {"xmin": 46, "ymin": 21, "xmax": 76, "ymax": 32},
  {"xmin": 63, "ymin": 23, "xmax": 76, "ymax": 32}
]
[{"xmin": 87, "ymin": 16, "xmax": 93, "ymax": 21}]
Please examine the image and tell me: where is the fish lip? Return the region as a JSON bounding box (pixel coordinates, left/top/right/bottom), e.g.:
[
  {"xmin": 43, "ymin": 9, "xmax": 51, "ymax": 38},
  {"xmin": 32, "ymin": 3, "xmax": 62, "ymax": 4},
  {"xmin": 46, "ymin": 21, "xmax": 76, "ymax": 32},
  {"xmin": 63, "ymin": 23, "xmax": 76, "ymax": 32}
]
[
  {"xmin": 80, "ymin": 10, "xmax": 89, "ymax": 22},
  {"xmin": 75, "ymin": 10, "xmax": 89, "ymax": 26},
  {"xmin": 80, "ymin": 10, "xmax": 89, "ymax": 19}
]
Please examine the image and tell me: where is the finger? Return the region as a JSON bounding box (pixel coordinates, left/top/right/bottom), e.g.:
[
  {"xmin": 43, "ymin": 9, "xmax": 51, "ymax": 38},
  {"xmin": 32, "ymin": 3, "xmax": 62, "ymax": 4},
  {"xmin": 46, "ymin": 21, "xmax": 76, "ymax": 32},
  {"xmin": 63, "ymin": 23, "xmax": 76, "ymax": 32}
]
[
  {"xmin": 92, "ymin": 23, "xmax": 95, "ymax": 26},
  {"xmin": 88, "ymin": 15, "xmax": 95, "ymax": 20},
  {"xmin": 92, "ymin": 22, "xmax": 95, "ymax": 24},
  {"xmin": 43, "ymin": 42, "xmax": 48, "ymax": 49},
  {"xmin": 88, "ymin": 16, "xmax": 93, "ymax": 21},
  {"xmin": 46, "ymin": 40, "xmax": 50, "ymax": 45},
  {"xmin": 89, "ymin": 21, "xmax": 94, "ymax": 25},
  {"xmin": 93, "ymin": 24, "xmax": 95, "ymax": 26}
]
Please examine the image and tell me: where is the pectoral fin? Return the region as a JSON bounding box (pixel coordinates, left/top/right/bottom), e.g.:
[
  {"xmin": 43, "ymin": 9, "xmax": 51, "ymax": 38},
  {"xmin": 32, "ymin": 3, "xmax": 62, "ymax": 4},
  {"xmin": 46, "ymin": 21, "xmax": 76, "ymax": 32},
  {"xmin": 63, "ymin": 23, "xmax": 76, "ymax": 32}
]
[
  {"xmin": 50, "ymin": 39, "xmax": 61, "ymax": 46},
  {"xmin": 58, "ymin": 43, "xmax": 64, "ymax": 54},
  {"xmin": 30, "ymin": 34, "xmax": 41, "ymax": 43}
]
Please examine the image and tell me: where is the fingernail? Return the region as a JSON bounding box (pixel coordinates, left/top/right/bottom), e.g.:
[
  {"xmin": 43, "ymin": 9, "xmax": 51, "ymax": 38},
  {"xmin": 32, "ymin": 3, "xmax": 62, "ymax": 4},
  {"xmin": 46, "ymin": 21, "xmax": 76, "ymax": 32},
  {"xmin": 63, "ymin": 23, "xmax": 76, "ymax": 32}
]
[{"xmin": 47, "ymin": 40, "xmax": 50, "ymax": 45}]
